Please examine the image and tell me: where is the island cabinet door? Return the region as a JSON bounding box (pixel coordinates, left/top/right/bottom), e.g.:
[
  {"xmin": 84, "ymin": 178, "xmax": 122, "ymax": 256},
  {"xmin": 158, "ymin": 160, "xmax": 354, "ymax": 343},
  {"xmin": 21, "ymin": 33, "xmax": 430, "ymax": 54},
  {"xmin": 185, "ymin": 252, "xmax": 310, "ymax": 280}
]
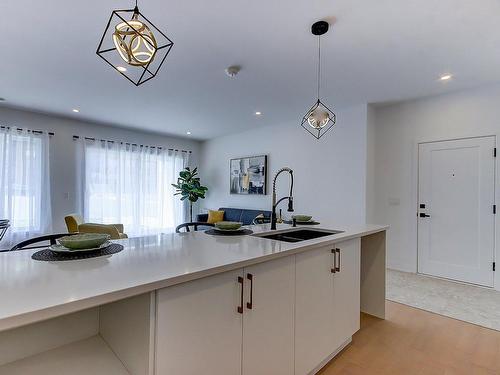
[
  {"xmin": 241, "ymin": 255, "xmax": 295, "ymax": 375},
  {"xmin": 332, "ymin": 238, "xmax": 361, "ymax": 349},
  {"xmin": 295, "ymin": 246, "xmax": 336, "ymax": 375},
  {"xmin": 155, "ymin": 268, "xmax": 244, "ymax": 375}
]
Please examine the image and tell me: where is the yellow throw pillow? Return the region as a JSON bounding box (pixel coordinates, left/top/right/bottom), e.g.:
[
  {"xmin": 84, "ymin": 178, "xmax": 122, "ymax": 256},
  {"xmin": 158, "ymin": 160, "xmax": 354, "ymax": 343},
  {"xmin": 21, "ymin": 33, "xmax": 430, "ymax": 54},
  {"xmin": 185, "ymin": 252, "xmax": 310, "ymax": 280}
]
[{"xmin": 207, "ymin": 210, "xmax": 225, "ymax": 224}]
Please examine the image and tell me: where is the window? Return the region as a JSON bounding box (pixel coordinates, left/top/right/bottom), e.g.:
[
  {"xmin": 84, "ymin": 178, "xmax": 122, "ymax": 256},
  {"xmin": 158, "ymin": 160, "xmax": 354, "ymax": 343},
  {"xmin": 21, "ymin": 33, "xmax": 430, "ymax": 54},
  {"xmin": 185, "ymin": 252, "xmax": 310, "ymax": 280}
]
[
  {"xmin": 83, "ymin": 140, "xmax": 188, "ymax": 237},
  {"xmin": 0, "ymin": 128, "xmax": 51, "ymax": 245}
]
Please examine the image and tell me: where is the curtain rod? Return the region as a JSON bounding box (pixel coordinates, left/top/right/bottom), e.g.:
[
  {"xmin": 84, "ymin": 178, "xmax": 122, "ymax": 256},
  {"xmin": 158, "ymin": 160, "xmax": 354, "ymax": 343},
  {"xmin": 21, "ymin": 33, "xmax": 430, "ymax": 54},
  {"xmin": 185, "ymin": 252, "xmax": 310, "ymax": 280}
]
[
  {"xmin": 1, "ymin": 125, "xmax": 55, "ymax": 136},
  {"xmin": 72, "ymin": 135, "xmax": 192, "ymax": 154}
]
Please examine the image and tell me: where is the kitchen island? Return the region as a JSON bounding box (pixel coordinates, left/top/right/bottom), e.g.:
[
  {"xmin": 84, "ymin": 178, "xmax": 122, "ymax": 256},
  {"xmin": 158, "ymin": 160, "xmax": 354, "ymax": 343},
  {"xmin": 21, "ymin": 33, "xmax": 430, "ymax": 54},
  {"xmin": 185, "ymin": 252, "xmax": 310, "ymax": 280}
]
[{"xmin": 0, "ymin": 222, "xmax": 387, "ymax": 375}]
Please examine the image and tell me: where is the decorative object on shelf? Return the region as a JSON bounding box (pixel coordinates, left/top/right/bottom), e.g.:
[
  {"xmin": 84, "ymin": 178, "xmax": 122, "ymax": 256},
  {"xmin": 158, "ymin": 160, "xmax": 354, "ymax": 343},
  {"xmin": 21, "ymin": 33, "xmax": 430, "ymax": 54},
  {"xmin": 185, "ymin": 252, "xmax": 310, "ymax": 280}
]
[
  {"xmin": 172, "ymin": 167, "xmax": 208, "ymax": 222},
  {"xmin": 96, "ymin": 0, "xmax": 174, "ymax": 86},
  {"xmin": 277, "ymin": 209, "xmax": 283, "ymax": 224},
  {"xmin": 230, "ymin": 155, "xmax": 267, "ymax": 195},
  {"xmin": 301, "ymin": 20, "xmax": 336, "ymax": 139}
]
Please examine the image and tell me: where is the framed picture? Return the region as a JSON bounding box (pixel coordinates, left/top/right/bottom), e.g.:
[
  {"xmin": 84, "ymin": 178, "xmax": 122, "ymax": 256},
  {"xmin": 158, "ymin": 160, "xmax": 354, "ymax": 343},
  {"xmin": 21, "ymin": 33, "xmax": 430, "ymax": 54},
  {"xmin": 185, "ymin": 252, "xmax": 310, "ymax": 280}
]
[{"xmin": 230, "ymin": 155, "xmax": 267, "ymax": 195}]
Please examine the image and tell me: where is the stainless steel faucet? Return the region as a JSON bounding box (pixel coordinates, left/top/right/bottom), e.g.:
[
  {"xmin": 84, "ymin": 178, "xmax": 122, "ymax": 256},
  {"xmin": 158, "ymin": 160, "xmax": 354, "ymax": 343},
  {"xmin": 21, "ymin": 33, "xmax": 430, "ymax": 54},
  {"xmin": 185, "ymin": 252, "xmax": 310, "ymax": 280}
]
[{"xmin": 271, "ymin": 167, "xmax": 294, "ymax": 230}]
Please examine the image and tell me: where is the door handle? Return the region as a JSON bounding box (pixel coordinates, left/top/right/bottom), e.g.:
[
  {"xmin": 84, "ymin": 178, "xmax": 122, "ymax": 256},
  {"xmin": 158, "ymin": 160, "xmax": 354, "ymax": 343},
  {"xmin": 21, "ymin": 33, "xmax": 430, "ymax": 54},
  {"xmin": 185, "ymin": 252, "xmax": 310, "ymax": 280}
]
[
  {"xmin": 246, "ymin": 273, "xmax": 253, "ymax": 309},
  {"xmin": 331, "ymin": 249, "xmax": 336, "ymax": 273},
  {"xmin": 419, "ymin": 213, "xmax": 431, "ymax": 218},
  {"xmin": 335, "ymin": 248, "xmax": 341, "ymax": 272},
  {"xmin": 237, "ymin": 276, "xmax": 244, "ymax": 314}
]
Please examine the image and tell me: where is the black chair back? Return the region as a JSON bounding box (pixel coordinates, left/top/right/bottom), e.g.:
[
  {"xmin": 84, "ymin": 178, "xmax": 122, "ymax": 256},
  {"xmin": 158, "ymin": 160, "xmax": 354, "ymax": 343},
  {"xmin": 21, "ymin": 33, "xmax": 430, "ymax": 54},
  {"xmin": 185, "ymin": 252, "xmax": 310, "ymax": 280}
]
[
  {"xmin": 9, "ymin": 233, "xmax": 77, "ymax": 252},
  {"xmin": 0, "ymin": 220, "xmax": 9, "ymax": 242},
  {"xmin": 175, "ymin": 222, "xmax": 215, "ymax": 233},
  {"xmin": 253, "ymin": 216, "xmax": 271, "ymax": 225}
]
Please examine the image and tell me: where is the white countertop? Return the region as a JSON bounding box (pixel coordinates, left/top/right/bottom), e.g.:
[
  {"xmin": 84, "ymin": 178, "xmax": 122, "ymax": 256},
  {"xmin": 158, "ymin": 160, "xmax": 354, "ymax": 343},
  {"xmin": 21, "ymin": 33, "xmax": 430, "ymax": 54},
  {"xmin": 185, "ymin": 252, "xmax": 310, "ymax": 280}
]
[{"xmin": 0, "ymin": 223, "xmax": 387, "ymax": 332}]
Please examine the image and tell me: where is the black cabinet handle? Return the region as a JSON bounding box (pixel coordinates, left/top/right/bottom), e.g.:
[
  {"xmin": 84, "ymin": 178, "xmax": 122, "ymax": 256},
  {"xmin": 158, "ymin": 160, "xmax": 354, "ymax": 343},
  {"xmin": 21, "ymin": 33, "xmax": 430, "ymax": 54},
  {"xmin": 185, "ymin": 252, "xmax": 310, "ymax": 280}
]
[
  {"xmin": 335, "ymin": 248, "xmax": 341, "ymax": 272},
  {"xmin": 246, "ymin": 273, "xmax": 253, "ymax": 309},
  {"xmin": 419, "ymin": 213, "xmax": 431, "ymax": 218},
  {"xmin": 331, "ymin": 249, "xmax": 336, "ymax": 273},
  {"xmin": 237, "ymin": 276, "xmax": 244, "ymax": 314}
]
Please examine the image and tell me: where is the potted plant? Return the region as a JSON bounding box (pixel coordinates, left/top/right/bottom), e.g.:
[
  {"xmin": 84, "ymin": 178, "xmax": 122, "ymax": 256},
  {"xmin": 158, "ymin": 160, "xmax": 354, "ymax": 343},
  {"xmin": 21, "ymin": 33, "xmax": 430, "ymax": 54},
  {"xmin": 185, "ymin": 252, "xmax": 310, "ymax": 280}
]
[{"xmin": 172, "ymin": 167, "xmax": 208, "ymax": 222}]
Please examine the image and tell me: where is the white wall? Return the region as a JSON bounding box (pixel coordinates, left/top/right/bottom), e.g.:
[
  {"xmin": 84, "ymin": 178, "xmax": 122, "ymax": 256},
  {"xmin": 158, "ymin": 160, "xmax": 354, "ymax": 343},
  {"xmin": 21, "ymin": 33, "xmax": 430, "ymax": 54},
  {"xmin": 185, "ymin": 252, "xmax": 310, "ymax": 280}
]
[
  {"xmin": 0, "ymin": 106, "xmax": 201, "ymax": 233},
  {"xmin": 372, "ymin": 83, "xmax": 500, "ymax": 281},
  {"xmin": 199, "ymin": 104, "xmax": 369, "ymax": 225}
]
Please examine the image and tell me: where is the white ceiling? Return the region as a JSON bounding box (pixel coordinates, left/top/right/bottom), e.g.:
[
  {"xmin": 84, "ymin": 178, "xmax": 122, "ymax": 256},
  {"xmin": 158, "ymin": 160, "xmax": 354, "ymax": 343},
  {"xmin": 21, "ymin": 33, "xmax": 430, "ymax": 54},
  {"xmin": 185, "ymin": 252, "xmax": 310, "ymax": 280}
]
[{"xmin": 1, "ymin": 0, "xmax": 500, "ymax": 140}]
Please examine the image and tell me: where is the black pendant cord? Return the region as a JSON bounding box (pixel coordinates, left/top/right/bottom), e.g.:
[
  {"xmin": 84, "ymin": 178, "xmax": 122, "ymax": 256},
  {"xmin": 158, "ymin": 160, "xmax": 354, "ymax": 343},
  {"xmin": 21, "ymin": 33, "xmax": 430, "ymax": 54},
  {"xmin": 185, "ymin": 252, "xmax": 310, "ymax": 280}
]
[{"xmin": 317, "ymin": 35, "xmax": 321, "ymax": 101}]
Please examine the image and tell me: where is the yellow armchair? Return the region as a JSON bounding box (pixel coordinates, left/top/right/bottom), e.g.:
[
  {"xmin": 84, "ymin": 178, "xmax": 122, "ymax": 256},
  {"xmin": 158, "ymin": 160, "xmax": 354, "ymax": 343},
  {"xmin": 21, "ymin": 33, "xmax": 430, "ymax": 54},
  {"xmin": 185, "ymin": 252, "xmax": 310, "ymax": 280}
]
[
  {"xmin": 65, "ymin": 214, "xmax": 83, "ymax": 233},
  {"xmin": 64, "ymin": 214, "xmax": 128, "ymax": 240}
]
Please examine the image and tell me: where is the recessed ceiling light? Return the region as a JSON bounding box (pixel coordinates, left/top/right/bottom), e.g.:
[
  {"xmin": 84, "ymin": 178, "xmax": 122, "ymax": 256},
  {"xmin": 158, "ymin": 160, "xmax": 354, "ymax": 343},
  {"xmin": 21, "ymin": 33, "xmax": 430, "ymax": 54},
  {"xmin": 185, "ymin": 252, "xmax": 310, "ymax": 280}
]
[
  {"xmin": 186, "ymin": 131, "xmax": 191, "ymax": 135},
  {"xmin": 116, "ymin": 66, "xmax": 127, "ymax": 72},
  {"xmin": 439, "ymin": 74, "xmax": 452, "ymax": 81},
  {"xmin": 255, "ymin": 111, "xmax": 262, "ymax": 116},
  {"xmin": 72, "ymin": 108, "xmax": 80, "ymax": 113}
]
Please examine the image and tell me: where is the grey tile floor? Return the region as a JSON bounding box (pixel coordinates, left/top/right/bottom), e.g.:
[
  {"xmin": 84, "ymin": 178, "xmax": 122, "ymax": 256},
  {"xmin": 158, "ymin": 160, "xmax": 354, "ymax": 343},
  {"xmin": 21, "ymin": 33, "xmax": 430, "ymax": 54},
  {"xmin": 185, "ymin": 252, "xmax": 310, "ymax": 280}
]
[{"xmin": 387, "ymin": 269, "xmax": 500, "ymax": 331}]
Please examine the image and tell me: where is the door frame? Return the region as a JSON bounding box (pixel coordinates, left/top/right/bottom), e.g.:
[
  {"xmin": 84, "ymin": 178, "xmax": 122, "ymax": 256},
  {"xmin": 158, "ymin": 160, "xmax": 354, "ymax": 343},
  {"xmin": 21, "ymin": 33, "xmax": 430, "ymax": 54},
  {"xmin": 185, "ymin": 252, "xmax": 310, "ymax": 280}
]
[{"xmin": 413, "ymin": 135, "xmax": 497, "ymax": 288}]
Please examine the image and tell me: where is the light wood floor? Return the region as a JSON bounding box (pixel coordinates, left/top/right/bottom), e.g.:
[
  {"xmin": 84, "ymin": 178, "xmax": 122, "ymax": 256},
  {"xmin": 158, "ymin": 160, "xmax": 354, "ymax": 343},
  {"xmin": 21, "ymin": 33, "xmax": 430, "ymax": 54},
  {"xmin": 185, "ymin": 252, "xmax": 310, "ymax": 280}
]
[{"xmin": 319, "ymin": 301, "xmax": 500, "ymax": 375}]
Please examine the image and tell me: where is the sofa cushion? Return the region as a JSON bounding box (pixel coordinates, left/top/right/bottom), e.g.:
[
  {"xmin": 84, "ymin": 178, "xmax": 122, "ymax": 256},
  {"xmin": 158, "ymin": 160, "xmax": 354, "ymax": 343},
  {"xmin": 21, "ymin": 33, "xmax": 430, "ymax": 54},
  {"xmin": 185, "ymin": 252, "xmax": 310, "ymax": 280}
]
[
  {"xmin": 207, "ymin": 210, "xmax": 225, "ymax": 224},
  {"xmin": 221, "ymin": 208, "xmax": 243, "ymax": 222},
  {"xmin": 196, "ymin": 213, "xmax": 209, "ymax": 222}
]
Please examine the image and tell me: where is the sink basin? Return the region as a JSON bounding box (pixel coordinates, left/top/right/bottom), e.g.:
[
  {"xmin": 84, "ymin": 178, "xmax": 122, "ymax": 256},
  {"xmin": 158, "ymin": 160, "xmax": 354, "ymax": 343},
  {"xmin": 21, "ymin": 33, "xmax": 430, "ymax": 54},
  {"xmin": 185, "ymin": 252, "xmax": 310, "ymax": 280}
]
[{"xmin": 253, "ymin": 228, "xmax": 343, "ymax": 243}]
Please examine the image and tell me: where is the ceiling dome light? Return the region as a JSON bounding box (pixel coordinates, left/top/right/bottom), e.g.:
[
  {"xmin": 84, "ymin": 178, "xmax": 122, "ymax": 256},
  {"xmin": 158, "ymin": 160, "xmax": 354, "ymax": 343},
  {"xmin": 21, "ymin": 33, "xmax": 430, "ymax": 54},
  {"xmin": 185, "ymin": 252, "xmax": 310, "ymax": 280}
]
[
  {"xmin": 72, "ymin": 109, "xmax": 80, "ymax": 113},
  {"xmin": 225, "ymin": 65, "xmax": 241, "ymax": 78},
  {"xmin": 96, "ymin": 0, "xmax": 174, "ymax": 86},
  {"xmin": 300, "ymin": 21, "xmax": 336, "ymax": 139},
  {"xmin": 255, "ymin": 111, "xmax": 262, "ymax": 116},
  {"xmin": 440, "ymin": 74, "xmax": 452, "ymax": 81}
]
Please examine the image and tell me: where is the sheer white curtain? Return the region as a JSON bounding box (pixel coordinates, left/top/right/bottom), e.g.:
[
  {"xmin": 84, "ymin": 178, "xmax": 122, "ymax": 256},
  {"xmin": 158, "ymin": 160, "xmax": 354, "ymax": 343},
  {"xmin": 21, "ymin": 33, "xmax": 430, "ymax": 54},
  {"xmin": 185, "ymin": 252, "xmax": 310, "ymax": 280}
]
[
  {"xmin": 83, "ymin": 140, "xmax": 188, "ymax": 237},
  {"xmin": 0, "ymin": 128, "xmax": 52, "ymax": 246}
]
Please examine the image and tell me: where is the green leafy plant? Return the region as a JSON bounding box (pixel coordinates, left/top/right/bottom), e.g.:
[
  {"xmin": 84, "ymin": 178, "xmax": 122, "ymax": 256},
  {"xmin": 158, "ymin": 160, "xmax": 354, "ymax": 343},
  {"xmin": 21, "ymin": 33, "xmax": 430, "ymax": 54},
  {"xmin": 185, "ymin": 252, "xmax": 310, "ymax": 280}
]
[{"xmin": 172, "ymin": 167, "xmax": 208, "ymax": 222}]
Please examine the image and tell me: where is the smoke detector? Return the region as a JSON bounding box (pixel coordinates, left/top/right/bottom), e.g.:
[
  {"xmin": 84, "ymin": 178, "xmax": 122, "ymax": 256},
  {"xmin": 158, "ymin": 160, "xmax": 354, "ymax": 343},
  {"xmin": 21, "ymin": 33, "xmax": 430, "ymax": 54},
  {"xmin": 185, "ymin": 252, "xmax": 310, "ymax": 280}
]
[{"xmin": 225, "ymin": 65, "xmax": 241, "ymax": 78}]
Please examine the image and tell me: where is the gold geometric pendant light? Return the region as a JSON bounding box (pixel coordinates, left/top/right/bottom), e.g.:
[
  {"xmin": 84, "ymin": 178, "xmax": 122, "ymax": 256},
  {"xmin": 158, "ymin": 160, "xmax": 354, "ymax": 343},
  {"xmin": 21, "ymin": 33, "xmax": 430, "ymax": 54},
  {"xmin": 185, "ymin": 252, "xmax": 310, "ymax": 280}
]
[
  {"xmin": 301, "ymin": 21, "xmax": 337, "ymax": 139},
  {"xmin": 96, "ymin": 0, "xmax": 173, "ymax": 86}
]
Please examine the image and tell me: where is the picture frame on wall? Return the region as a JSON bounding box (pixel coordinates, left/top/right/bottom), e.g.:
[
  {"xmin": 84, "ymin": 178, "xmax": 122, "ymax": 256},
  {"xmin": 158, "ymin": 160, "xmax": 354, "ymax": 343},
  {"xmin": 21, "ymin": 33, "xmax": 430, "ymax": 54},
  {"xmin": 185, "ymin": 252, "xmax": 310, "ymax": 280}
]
[{"xmin": 230, "ymin": 155, "xmax": 267, "ymax": 195}]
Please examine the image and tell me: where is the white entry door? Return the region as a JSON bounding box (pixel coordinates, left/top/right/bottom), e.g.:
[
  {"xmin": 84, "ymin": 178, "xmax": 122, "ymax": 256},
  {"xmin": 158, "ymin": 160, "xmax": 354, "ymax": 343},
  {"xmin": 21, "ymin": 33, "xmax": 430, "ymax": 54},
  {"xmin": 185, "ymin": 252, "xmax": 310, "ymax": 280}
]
[{"xmin": 418, "ymin": 136, "xmax": 496, "ymax": 287}]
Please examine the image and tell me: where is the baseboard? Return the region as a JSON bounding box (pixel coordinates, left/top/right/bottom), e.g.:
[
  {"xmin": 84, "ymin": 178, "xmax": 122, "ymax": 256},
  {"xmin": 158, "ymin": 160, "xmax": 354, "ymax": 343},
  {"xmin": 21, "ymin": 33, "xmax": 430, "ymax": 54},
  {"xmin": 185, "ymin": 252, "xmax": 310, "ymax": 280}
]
[
  {"xmin": 309, "ymin": 337, "xmax": 353, "ymax": 375},
  {"xmin": 387, "ymin": 261, "xmax": 416, "ymax": 273}
]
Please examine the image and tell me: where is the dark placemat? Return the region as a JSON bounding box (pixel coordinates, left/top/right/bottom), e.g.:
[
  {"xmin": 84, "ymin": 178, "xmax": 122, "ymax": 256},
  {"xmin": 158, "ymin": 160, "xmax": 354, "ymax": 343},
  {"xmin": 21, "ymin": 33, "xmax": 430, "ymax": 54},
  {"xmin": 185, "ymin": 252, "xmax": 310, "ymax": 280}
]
[
  {"xmin": 205, "ymin": 229, "xmax": 253, "ymax": 236},
  {"xmin": 32, "ymin": 243, "xmax": 124, "ymax": 262},
  {"xmin": 283, "ymin": 220, "xmax": 320, "ymax": 225}
]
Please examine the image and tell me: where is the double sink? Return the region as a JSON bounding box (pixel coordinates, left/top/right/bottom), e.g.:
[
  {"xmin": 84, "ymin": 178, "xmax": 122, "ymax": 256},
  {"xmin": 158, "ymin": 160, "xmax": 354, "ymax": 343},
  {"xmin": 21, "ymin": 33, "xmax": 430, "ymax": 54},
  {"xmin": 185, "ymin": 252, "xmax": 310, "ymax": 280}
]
[{"xmin": 252, "ymin": 228, "xmax": 343, "ymax": 243}]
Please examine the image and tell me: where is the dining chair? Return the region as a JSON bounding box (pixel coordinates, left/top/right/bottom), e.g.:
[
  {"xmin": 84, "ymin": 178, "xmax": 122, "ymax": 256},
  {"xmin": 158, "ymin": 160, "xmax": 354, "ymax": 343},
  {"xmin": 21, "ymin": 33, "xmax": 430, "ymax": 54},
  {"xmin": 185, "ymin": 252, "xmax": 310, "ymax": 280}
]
[
  {"xmin": 252, "ymin": 216, "xmax": 271, "ymax": 225},
  {"xmin": 175, "ymin": 222, "xmax": 215, "ymax": 233},
  {"xmin": 8, "ymin": 233, "xmax": 78, "ymax": 252},
  {"xmin": 0, "ymin": 220, "xmax": 9, "ymax": 242}
]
